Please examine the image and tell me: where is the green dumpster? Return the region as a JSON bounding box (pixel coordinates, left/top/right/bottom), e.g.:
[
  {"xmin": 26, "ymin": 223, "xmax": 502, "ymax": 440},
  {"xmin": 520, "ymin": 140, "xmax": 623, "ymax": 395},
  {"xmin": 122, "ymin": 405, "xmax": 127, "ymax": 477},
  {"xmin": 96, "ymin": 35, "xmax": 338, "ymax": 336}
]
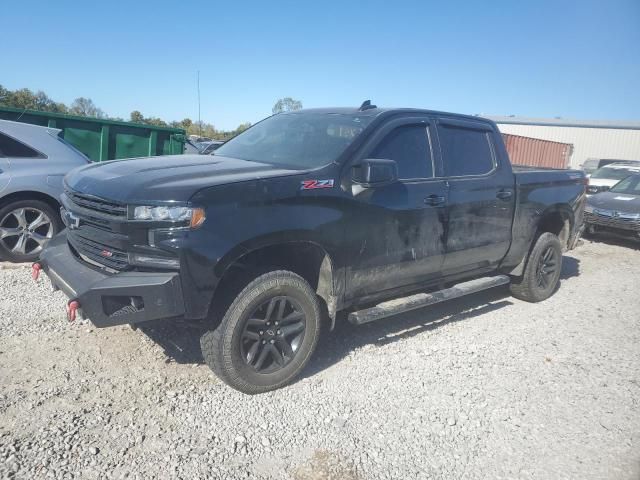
[{"xmin": 0, "ymin": 106, "xmax": 185, "ymax": 162}]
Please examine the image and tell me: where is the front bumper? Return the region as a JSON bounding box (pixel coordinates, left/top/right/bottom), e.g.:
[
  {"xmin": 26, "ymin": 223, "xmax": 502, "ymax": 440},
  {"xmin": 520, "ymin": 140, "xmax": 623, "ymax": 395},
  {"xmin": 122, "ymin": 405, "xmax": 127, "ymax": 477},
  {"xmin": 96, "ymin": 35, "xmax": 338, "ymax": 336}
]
[
  {"xmin": 584, "ymin": 211, "xmax": 640, "ymax": 232},
  {"xmin": 39, "ymin": 233, "xmax": 184, "ymax": 327}
]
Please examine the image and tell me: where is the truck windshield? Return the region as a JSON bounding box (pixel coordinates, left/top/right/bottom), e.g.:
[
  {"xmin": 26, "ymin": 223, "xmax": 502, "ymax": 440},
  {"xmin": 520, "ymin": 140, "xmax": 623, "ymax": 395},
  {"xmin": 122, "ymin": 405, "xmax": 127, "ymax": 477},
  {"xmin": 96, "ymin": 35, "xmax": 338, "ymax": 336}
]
[{"xmin": 214, "ymin": 112, "xmax": 374, "ymax": 169}]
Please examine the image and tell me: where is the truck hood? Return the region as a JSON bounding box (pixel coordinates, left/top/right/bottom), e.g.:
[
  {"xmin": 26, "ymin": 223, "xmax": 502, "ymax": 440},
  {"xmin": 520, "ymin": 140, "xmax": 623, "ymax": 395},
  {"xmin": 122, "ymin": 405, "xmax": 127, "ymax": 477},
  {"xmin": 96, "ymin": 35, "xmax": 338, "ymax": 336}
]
[
  {"xmin": 65, "ymin": 154, "xmax": 299, "ymax": 203},
  {"xmin": 587, "ymin": 191, "xmax": 640, "ymax": 214}
]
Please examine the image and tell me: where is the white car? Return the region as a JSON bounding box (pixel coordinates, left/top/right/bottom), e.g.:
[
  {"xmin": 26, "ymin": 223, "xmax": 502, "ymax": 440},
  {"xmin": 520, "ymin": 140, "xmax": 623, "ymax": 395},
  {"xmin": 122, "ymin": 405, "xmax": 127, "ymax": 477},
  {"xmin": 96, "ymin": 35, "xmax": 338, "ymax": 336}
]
[{"xmin": 587, "ymin": 162, "xmax": 640, "ymax": 195}]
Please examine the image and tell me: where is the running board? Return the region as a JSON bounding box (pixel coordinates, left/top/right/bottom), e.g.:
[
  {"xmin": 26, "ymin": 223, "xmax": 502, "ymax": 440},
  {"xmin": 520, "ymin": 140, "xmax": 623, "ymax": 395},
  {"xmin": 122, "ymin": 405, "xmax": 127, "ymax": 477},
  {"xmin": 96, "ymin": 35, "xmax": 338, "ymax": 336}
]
[{"xmin": 348, "ymin": 275, "xmax": 510, "ymax": 325}]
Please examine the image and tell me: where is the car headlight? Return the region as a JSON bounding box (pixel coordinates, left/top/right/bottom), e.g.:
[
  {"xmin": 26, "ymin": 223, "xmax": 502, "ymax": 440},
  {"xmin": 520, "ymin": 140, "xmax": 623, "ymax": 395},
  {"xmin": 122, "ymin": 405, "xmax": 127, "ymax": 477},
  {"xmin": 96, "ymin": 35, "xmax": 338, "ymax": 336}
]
[
  {"xmin": 584, "ymin": 204, "xmax": 594, "ymax": 214},
  {"xmin": 133, "ymin": 206, "xmax": 206, "ymax": 228}
]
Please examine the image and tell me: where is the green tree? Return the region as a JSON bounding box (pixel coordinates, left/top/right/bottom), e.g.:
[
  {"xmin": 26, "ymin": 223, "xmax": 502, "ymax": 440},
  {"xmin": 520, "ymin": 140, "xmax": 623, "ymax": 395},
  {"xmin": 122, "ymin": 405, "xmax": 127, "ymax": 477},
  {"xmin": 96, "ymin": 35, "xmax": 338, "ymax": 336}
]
[
  {"xmin": 130, "ymin": 110, "xmax": 145, "ymax": 123},
  {"xmin": 272, "ymin": 97, "xmax": 303, "ymax": 114},
  {"xmin": 34, "ymin": 91, "xmax": 67, "ymax": 113},
  {"xmin": 51, "ymin": 102, "xmax": 69, "ymax": 114},
  {"xmin": 144, "ymin": 117, "xmax": 168, "ymax": 127},
  {"xmin": 70, "ymin": 97, "xmax": 105, "ymax": 118},
  {"xmin": 234, "ymin": 122, "xmax": 252, "ymax": 134},
  {"xmin": 6, "ymin": 88, "xmax": 39, "ymax": 110}
]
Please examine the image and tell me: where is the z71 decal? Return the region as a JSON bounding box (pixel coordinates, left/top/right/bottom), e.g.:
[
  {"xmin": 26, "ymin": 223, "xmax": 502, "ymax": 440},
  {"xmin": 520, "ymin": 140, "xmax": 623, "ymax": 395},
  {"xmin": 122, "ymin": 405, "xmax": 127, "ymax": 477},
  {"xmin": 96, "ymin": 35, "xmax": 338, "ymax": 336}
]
[{"xmin": 301, "ymin": 179, "xmax": 335, "ymax": 190}]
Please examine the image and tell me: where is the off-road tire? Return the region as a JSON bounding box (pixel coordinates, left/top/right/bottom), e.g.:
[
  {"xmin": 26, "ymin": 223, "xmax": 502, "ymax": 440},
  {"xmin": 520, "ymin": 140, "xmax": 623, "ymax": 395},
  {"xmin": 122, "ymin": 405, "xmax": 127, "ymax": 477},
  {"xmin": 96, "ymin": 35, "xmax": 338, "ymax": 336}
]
[
  {"xmin": 510, "ymin": 232, "xmax": 563, "ymax": 302},
  {"xmin": 200, "ymin": 270, "xmax": 322, "ymax": 394}
]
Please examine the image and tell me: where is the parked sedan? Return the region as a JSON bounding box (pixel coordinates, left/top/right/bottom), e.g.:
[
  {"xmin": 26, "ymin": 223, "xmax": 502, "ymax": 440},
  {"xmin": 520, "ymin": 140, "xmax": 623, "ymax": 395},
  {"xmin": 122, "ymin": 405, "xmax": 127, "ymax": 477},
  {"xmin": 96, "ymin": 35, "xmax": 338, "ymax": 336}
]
[
  {"xmin": 199, "ymin": 140, "xmax": 225, "ymax": 154},
  {"xmin": 587, "ymin": 162, "xmax": 640, "ymax": 195},
  {"xmin": 584, "ymin": 173, "xmax": 640, "ymax": 242},
  {"xmin": 581, "ymin": 158, "xmax": 626, "ymax": 175},
  {"xmin": 0, "ymin": 120, "xmax": 89, "ymax": 262}
]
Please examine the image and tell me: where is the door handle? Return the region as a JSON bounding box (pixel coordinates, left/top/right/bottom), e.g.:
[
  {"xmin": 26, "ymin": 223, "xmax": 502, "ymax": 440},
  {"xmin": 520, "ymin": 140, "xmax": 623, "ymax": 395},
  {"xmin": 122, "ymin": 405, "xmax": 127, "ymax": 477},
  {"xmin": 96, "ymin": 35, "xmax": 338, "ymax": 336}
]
[
  {"xmin": 496, "ymin": 189, "xmax": 513, "ymax": 200},
  {"xmin": 424, "ymin": 194, "xmax": 445, "ymax": 206}
]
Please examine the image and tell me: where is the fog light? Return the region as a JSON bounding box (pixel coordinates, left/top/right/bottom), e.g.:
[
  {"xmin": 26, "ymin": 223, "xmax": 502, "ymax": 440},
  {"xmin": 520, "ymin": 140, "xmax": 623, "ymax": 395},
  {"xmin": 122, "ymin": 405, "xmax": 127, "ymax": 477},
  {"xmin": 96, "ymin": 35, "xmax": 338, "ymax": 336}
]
[{"xmin": 129, "ymin": 254, "xmax": 180, "ymax": 269}]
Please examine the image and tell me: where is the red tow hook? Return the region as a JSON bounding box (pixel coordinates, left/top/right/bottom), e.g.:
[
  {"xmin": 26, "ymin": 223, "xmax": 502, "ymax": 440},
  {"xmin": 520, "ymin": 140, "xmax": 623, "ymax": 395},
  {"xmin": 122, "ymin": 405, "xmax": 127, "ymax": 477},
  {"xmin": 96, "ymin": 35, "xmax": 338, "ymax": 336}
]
[
  {"xmin": 66, "ymin": 300, "xmax": 80, "ymax": 322},
  {"xmin": 32, "ymin": 263, "xmax": 42, "ymax": 281}
]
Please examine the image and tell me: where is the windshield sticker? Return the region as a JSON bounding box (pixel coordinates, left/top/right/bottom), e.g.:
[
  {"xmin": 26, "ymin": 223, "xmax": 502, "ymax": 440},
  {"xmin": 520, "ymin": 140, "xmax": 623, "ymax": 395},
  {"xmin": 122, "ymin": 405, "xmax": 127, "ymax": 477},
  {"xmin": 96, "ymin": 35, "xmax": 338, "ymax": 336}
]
[
  {"xmin": 301, "ymin": 179, "xmax": 335, "ymax": 190},
  {"xmin": 613, "ymin": 196, "xmax": 636, "ymax": 201}
]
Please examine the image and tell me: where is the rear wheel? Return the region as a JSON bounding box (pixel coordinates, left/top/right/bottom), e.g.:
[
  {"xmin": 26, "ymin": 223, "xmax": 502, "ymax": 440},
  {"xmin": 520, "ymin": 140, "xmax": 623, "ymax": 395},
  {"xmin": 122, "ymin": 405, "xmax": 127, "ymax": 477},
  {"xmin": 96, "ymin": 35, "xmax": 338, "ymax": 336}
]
[
  {"xmin": 0, "ymin": 200, "xmax": 61, "ymax": 263},
  {"xmin": 200, "ymin": 270, "xmax": 322, "ymax": 394},
  {"xmin": 510, "ymin": 232, "xmax": 563, "ymax": 302}
]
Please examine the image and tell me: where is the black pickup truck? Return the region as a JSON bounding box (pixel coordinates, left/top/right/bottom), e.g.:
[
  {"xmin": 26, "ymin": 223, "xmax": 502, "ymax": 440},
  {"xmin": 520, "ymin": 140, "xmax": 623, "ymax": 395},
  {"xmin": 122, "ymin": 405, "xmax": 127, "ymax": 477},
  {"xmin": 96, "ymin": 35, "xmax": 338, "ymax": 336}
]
[{"xmin": 37, "ymin": 103, "xmax": 586, "ymax": 393}]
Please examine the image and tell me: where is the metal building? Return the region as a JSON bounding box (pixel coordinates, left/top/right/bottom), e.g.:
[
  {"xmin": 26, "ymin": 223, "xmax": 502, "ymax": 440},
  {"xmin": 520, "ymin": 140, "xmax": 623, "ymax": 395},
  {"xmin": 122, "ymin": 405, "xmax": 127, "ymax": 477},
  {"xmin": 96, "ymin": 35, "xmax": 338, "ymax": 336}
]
[{"xmin": 486, "ymin": 116, "xmax": 640, "ymax": 169}]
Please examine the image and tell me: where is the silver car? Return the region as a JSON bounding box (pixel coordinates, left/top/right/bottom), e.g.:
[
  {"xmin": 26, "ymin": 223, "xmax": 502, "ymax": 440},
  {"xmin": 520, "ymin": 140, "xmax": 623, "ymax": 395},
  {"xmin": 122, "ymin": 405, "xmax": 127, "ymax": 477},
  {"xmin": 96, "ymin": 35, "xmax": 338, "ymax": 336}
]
[{"xmin": 0, "ymin": 120, "xmax": 89, "ymax": 262}]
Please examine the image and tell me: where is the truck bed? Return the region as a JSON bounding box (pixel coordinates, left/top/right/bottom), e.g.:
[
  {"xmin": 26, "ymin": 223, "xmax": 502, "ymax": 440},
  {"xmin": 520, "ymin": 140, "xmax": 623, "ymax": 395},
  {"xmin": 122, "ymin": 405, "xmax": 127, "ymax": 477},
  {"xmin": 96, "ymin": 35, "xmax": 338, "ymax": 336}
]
[{"xmin": 513, "ymin": 166, "xmax": 585, "ymax": 186}]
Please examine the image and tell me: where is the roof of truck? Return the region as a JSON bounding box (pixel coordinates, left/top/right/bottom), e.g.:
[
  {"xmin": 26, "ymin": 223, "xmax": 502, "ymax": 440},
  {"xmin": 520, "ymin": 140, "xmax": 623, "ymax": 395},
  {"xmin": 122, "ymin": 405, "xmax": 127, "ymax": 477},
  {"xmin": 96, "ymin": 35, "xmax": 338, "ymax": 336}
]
[{"xmin": 283, "ymin": 107, "xmax": 495, "ymax": 124}]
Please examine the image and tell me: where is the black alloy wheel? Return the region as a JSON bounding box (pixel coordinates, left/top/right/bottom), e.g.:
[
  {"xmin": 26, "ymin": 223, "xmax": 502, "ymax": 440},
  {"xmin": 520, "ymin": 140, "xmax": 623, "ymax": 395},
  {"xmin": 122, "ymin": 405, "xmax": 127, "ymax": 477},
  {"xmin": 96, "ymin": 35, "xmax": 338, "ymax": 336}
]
[
  {"xmin": 240, "ymin": 296, "xmax": 306, "ymax": 373},
  {"xmin": 200, "ymin": 270, "xmax": 322, "ymax": 394},
  {"xmin": 535, "ymin": 245, "xmax": 558, "ymax": 290},
  {"xmin": 509, "ymin": 232, "xmax": 563, "ymax": 303}
]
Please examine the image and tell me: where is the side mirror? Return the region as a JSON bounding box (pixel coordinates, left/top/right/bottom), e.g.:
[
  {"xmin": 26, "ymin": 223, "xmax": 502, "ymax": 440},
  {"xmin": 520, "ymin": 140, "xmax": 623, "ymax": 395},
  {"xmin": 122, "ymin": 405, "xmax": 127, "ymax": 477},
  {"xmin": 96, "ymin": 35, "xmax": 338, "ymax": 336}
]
[{"xmin": 352, "ymin": 159, "xmax": 398, "ymax": 187}]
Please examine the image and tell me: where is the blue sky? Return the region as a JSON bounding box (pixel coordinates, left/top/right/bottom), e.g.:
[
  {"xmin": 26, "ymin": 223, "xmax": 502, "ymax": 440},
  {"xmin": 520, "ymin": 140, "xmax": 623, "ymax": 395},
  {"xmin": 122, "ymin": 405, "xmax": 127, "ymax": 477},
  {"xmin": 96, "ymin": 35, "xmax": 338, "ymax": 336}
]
[{"xmin": 3, "ymin": 0, "xmax": 639, "ymax": 130}]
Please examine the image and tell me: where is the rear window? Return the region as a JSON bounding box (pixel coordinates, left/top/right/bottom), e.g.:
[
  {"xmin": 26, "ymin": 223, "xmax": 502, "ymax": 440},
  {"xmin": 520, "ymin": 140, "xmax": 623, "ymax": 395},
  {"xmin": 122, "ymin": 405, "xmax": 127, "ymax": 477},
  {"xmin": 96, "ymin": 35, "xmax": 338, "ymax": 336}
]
[
  {"xmin": 0, "ymin": 132, "xmax": 43, "ymax": 158},
  {"xmin": 438, "ymin": 125, "xmax": 494, "ymax": 177}
]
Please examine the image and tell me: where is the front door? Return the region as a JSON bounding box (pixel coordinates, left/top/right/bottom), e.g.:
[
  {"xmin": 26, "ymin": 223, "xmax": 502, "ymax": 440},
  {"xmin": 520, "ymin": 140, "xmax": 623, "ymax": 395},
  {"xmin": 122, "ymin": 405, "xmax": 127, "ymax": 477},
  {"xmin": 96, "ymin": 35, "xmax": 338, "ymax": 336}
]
[
  {"xmin": 436, "ymin": 119, "xmax": 515, "ymax": 276},
  {"xmin": 345, "ymin": 117, "xmax": 448, "ymax": 302}
]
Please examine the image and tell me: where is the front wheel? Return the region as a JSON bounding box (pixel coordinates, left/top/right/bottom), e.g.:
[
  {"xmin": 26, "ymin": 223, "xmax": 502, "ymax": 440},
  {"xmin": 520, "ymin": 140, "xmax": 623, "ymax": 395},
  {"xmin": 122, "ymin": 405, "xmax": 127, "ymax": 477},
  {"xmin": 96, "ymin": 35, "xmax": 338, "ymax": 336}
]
[
  {"xmin": 510, "ymin": 232, "xmax": 563, "ymax": 302},
  {"xmin": 200, "ymin": 270, "xmax": 322, "ymax": 394},
  {"xmin": 0, "ymin": 200, "xmax": 61, "ymax": 263}
]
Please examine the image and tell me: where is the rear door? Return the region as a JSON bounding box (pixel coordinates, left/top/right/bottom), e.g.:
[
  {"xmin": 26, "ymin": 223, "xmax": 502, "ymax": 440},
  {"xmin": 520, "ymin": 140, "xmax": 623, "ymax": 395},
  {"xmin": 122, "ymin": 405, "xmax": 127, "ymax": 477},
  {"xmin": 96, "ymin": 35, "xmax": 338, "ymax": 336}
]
[
  {"xmin": 345, "ymin": 116, "xmax": 448, "ymax": 301},
  {"xmin": 435, "ymin": 119, "xmax": 515, "ymax": 276}
]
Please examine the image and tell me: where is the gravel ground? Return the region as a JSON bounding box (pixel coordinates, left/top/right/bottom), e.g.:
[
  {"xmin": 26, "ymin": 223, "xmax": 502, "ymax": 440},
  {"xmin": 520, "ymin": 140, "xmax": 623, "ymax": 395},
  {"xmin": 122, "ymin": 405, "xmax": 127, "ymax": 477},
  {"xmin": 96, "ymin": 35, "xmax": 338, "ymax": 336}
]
[{"xmin": 0, "ymin": 238, "xmax": 639, "ymax": 480}]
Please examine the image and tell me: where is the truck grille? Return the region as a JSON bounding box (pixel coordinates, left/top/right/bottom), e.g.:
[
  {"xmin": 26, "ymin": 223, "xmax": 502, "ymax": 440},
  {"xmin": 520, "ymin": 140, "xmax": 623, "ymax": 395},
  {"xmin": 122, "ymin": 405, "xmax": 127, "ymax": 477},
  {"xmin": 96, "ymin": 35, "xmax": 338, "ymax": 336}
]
[
  {"xmin": 65, "ymin": 188, "xmax": 127, "ymax": 218},
  {"xmin": 68, "ymin": 231, "xmax": 130, "ymax": 271},
  {"xmin": 584, "ymin": 211, "xmax": 640, "ymax": 231}
]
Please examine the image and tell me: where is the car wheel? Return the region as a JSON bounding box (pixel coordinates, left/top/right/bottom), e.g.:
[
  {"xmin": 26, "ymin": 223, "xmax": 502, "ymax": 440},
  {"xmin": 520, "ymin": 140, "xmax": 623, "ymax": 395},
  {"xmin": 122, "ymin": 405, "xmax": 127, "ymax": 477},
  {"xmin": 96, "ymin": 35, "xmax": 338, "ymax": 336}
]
[
  {"xmin": 509, "ymin": 232, "xmax": 563, "ymax": 303},
  {"xmin": 200, "ymin": 270, "xmax": 322, "ymax": 394},
  {"xmin": 0, "ymin": 200, "xmax": 61, "ymax": 263}
]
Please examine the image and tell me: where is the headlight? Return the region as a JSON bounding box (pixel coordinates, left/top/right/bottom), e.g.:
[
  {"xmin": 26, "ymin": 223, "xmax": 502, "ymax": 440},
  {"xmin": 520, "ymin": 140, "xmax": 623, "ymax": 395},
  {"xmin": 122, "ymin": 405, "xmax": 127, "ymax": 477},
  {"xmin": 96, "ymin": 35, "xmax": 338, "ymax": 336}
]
[
  {"xmin": 584, "ymin": 204, "xmax": 594, "ymax": 213},
  {"xmin": 133, "ymin": 206, "xmax": 206, "ymax": 228}
]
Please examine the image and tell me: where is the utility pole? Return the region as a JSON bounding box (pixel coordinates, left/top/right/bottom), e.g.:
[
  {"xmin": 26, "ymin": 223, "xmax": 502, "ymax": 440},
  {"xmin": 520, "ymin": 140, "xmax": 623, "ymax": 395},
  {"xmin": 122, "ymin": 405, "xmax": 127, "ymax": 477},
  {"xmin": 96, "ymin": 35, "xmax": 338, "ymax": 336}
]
[{"xmin": 197, "ymin": 70, "xmax": 202, "ymax": 137}]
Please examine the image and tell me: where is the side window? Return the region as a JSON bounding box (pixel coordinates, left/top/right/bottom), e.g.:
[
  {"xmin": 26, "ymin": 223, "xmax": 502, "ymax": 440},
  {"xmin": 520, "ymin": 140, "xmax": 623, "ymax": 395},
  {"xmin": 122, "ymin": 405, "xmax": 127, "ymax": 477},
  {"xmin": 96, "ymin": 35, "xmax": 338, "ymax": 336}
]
[
  {"xmin": 438, "ymin": 124, "xmax": 495, "ymax": 177},
  {"xmin": 0, "ymin": 132, "xmax": 41, "ymax": 158},
  {"xmin": 370, "ymin": 125, "xmax": 433, "ymax": 179}
]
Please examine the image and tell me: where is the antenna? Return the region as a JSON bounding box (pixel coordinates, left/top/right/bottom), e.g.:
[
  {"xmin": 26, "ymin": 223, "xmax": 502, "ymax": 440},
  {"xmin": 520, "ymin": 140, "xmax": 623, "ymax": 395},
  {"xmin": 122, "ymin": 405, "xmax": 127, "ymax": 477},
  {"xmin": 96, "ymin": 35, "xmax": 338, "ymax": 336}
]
[
  {"xmin": 197, "ymin": 70, "xmax": 202, "ymax": 137},
  {"xmin": 359, "ymin": 100, "xmax": 377, "ymax": 111}
]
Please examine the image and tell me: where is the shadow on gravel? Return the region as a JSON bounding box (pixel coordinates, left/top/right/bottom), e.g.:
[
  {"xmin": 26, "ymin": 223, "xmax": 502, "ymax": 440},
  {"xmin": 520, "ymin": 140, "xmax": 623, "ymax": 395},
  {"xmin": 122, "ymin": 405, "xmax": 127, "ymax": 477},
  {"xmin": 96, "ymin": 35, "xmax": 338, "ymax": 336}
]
[
  {"xmin": 136, "ymin": 255, "xmax": 582, "ymax": 377},
  {"xmin": 560, "ymin": 255, "xmax": 580, "ymax": 280},
  {"xmin": 138, "ymin": 321, "xmax": 205, "ymax": 364},
  {"xmin": 137, "ymin": 288, "xmax": 516, "ymax": 374},
  {"xmin": 300, "ymin": 286, "xmax": 514, "ymax": 380},
  {"xmin": 582, "ymin": 234, "xmax": 640, "ymax": 250}
]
